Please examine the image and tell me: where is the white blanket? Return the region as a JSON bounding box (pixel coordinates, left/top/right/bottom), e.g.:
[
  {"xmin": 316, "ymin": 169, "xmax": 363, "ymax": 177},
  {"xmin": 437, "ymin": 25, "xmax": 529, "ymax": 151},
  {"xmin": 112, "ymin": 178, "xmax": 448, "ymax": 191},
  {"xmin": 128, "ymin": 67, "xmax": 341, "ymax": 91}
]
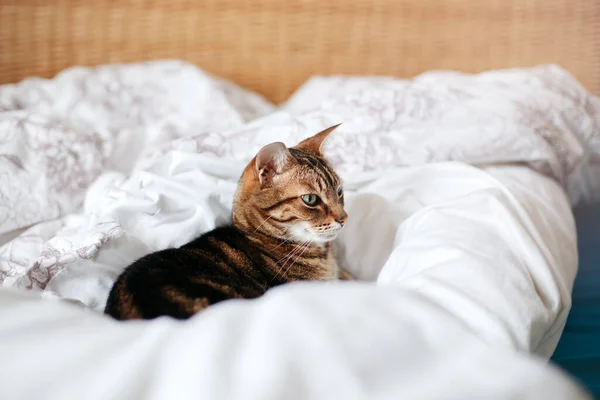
[{"xmin": 0, "ymin": 60, "xmax": 599, "ymax": 399}]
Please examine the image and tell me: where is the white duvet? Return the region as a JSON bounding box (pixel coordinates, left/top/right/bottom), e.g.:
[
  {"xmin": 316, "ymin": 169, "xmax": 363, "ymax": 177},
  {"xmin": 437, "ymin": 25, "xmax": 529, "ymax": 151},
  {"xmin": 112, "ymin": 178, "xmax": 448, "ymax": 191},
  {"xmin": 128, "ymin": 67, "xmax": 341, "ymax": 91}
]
[{"xmin": 1, "ymin": 61, "xmax": 599, "ymax": 399}]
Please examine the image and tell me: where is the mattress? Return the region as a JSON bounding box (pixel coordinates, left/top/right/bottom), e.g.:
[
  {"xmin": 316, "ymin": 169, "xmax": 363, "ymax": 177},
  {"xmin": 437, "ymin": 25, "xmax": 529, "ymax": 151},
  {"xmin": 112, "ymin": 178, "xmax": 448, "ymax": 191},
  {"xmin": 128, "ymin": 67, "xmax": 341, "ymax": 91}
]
[{"xmin": 0, "ymin": 60, "xmax": 599, "ymax": 399}]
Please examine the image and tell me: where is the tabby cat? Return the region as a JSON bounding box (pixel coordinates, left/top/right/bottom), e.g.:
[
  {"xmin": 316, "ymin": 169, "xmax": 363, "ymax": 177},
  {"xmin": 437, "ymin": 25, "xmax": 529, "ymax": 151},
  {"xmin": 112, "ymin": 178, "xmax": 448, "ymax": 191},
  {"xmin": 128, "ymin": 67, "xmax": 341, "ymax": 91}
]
[{"xmin": 104, "ymin": 124, "xmax": 351, "ymax": 320}]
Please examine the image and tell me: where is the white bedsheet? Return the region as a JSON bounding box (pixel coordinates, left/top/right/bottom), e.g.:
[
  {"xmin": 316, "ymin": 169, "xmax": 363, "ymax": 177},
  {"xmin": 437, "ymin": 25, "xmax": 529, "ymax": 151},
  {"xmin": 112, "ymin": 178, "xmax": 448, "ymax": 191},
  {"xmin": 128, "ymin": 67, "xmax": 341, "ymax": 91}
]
[{"xmin": 1, "ymin": 60, "xmax": 599, "ymax": 399}]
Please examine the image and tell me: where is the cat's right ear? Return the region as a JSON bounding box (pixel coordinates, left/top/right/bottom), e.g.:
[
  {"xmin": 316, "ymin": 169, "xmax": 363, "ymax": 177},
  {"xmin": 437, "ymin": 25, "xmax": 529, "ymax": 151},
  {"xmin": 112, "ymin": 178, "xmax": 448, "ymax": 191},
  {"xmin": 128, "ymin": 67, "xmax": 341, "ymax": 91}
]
[{"xmin": 255, "ymin": 142, "xmax": 294, "ymax": 187}]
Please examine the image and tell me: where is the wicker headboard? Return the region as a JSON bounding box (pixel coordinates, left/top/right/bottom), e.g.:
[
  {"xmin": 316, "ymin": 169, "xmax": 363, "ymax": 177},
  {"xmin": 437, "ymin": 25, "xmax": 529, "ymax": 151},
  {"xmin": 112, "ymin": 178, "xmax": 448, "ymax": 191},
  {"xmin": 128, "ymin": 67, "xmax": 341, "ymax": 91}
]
[{"xmin": 1, "ymin": 0, "xmax": 599, "ymax": 103}]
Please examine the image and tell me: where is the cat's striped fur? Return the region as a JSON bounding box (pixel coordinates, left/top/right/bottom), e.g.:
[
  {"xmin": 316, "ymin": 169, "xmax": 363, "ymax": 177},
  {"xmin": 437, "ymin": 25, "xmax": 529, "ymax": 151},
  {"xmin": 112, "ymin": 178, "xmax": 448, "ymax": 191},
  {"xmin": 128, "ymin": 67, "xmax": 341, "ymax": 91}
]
[{"xmin": 104, "ymin": 124, "xmax": 351, "ymax": 320}]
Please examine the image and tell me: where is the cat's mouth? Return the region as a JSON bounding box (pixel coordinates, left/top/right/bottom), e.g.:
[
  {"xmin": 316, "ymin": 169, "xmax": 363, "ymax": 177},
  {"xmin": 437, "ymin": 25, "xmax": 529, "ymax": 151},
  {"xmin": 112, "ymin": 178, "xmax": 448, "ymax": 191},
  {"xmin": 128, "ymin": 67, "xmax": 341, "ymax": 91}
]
[
  {"xmin": 290, "ymin": 224, "xmax": 342, "ymax": 243},
  {"xmin": 311, "ymin": 230, "xmax": 340, "ymax": 242}
]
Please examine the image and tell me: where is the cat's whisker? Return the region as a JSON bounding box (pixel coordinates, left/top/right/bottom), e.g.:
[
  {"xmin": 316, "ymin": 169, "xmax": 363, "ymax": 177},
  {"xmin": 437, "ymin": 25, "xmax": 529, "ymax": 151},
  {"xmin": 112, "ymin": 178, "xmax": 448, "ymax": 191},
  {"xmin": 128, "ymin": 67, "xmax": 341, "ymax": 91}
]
[
  {"xmin": 275, "ymin": 239, "xmax": 309, "ymax": 265},
  {"xmin": 274, "ymin": 241, "xmax": 300, "ymax": 264},
  {"xmin": 271, "ymin": 235, "xmax": 294, "ymax": 251},
  {"xmin": 281, "ymin": 241, "xmax": 312, "ymax": 278},
  {"xmin": 280, "ymin": 241, "xmax": 310, "ymax": 273},
  {"xmin": 274, "ymin": 239, "xmax": 312, "ymax": 280},
  {"xmin": 252, "ymin": 215, "xmax": 274, "ymax": 234}
]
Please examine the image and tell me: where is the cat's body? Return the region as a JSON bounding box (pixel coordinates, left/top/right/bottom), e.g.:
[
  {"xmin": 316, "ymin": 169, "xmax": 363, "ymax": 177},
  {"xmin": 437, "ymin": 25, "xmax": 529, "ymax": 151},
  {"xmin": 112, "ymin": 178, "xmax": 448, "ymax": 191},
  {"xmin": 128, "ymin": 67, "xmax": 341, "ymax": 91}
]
[
  {"xmin": 105, "ymin": 125, "xmax": 350, "ymax": 321},
  {"xmin": 105, "ymin": 225, "xmax": 342, "ymax": 320}
]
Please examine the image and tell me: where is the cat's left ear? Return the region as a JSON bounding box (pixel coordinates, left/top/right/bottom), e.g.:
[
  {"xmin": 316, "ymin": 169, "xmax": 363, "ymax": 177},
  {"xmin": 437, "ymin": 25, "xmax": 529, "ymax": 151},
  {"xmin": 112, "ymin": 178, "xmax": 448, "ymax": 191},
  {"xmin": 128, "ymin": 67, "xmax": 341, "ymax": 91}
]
[
  {"xmin": 255, "ymin": 142, "xmax": 294, "ymax": 187},
  {"xmin": 294, "ymin": 123, "xmax": 341, "ymax": 154}
]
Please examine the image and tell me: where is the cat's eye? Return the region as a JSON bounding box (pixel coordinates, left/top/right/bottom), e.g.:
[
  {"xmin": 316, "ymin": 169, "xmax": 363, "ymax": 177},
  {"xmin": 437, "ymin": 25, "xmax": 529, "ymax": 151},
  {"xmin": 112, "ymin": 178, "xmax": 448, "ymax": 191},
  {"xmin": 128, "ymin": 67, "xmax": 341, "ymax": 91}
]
[
  {"xmin": 301, "ymin": 194, "xmax": 320, "ymax": 206},
  {"xmin": 337, "ymin": 187, "xmax": 343, "ymax": 198}
]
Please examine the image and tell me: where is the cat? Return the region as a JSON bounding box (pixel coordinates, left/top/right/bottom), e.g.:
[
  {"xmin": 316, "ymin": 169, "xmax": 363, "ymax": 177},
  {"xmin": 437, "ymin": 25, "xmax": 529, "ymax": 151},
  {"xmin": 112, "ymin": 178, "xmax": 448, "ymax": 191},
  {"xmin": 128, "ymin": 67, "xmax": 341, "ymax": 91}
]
[{"xmin": 104, "ymin": 124, "xmax": 352, "ymax": 320}]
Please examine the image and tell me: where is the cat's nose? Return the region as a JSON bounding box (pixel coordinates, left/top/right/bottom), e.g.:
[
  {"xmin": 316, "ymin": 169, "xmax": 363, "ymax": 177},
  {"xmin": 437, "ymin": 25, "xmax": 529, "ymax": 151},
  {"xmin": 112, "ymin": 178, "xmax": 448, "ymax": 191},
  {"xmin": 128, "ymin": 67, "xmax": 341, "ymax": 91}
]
[{"xmin": 336, "ymin": 212, "xmax": 348, "ymax": 227}]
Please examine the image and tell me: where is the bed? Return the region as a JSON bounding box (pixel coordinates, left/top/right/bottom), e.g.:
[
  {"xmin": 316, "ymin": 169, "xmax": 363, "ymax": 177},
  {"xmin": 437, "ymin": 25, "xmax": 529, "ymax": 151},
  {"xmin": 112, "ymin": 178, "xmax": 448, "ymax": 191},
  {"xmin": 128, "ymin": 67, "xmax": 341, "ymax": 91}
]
[{"xmin": 1, "ymin": 1, "xmax": 599, "ymax": 399}]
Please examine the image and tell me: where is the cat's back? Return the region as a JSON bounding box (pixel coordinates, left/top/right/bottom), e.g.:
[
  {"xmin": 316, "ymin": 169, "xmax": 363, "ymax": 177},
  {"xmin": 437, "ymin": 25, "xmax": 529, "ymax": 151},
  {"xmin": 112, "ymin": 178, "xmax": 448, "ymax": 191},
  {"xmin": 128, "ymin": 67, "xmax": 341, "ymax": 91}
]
[{"xmin": 104, "ymin": 225, "xmax": 274, "ymax": 320}]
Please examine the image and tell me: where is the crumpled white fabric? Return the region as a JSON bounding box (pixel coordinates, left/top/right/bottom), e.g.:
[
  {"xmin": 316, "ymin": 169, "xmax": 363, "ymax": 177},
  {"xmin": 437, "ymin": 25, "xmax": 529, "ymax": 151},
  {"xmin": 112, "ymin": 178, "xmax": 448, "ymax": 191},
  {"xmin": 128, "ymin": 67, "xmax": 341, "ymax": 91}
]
[
  {"xmin": 0, "ymin": 61, "xmax": 274, "ymax": 238},
  {"xmin": 0, "ymin": 280, "xmax": 589, "ymax": 400},
  {"xmin": 0, "ymin": 60, "xmax": 598, "ymax": 398}
]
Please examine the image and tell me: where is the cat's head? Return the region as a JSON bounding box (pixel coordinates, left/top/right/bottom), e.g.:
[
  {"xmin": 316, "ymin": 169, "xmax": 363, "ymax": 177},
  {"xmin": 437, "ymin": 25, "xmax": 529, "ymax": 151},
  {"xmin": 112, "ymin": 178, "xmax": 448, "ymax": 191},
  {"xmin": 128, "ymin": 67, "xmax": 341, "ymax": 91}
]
[{"xmin": 233, "ymin": 124, "xmax": 347, "ymax": 244}]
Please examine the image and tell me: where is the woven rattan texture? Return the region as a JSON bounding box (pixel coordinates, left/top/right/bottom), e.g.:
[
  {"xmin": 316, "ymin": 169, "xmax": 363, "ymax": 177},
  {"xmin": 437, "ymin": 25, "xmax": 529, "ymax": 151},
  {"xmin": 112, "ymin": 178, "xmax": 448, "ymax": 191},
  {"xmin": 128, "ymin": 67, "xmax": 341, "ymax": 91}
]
[{"xmin": 1, "ymin": 0, "xmax": 599, "ymax": 102}]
